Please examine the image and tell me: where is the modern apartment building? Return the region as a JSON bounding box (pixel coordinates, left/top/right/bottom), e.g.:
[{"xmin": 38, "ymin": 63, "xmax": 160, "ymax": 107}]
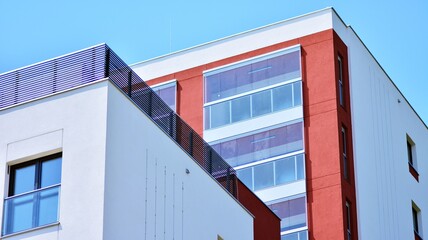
[
  {"xmin": 132, "ymin": 7, "xmax": 428, "ymax": 240},
  {"xmin": 0, "ymin": 45, "xmax": 280, "ymax": 239}
]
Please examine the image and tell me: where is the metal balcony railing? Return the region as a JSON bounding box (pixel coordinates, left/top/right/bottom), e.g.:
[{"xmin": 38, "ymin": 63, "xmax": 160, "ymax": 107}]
[
  {"xmin": 2, "ymin": 185, "xmax": 60, "ymax": 235},
  {"xmin": 0, "ymin": 44, "xmax": 237, "ymax": 197}
]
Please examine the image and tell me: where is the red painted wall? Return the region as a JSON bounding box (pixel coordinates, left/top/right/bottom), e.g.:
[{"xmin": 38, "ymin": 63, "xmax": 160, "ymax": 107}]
[
  {"xmin": 146, "ymin": 29, "xmax": 359, "ymax": 240},
  {"xmin": 237, "ymin": 180, "xmax": 281, "ymax": 240}
]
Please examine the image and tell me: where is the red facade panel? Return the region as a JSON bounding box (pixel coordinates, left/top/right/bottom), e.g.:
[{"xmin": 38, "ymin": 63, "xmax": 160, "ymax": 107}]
[{"xmin": 146, "ymin": 29, "xmax": 359, "ymax": 240}]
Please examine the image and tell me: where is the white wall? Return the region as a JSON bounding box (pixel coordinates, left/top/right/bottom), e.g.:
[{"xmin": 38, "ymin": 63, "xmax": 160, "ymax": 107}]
[
  {"xmin": 102, "ymin": 81, "xmax": 253, "ymax": 240},
  {"xmin": 0, "ymin": 82, "xmax": 109, "ymax": 240},
  {"xmin": 333, "ymin": 13, "xmax": 428, "ymax": 240}
]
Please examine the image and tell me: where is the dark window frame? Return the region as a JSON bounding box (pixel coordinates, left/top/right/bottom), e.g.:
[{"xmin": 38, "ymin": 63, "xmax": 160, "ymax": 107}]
[
  {"xmin": 338, "ymin": 55, "xmax": 345, "ymax": 108},
  {"xmin": 346, "ymin": 201, "xmax": 352, "ymax": 240},
  {"xmin": 341, "ymin": 126, "xmax": 349, "ymax": 181},
  {"xmin": 8, "ymin": 152, "xmax": 62, "ymax": 197}
]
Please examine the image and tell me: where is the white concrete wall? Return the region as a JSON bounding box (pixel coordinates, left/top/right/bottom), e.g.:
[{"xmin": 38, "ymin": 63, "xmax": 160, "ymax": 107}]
[
  {"xmin": 0, "ymin": 82, "xmax": 109, "ymax": 240},
  {"xmin": 333, "ymin": 13, "xmax": 428, "ymax": 240},
  {"xmin": 102, "ymin": 82, "xmax": 253, "ymax": 240}
]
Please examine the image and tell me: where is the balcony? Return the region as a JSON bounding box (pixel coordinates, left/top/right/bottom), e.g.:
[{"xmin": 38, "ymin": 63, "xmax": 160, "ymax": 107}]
[{"xmin": 2, "ymin": 185, "xmax": 60, "ymax": 235}]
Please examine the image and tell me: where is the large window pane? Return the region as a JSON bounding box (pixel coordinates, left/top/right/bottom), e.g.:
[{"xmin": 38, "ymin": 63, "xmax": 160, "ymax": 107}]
[
  {"xmin": 253, "ymin": 162, "xmax": 274, "ymax": 191},
  {"xmin": 38, "ymin": 187, "xmax": 59, "ymax": 226},
  {"xmin": 5, "ymin": 194, "xmax": 34, "ymax": 234},
  {"xmin": 231, "ymin": 96, "xmax": 251, "ymax": 123},
  {"xmin": 237, "ymin": 168, "xmax": 253, "ymax": 190},
  {"xmin": 41, "ymin": 157, "xmax": 62, "ymax": 188},
  {"xmin": 275, "ymin": 157, "xmax": 296, "ymax": 185},
  {"xmin": 273, "ymin": 84, "xmax": 292, "ymax": 111},
  {"xmin": 204, "ymin": 48, "xmax": 301, "ymax": 104},
  {"xmin": 210, "ymin": 101, "xmax": 230, "ymax": 128},
  {"xmin": 293, "ymin": 82, "xmax": 302, "ymax": 106},
  {"xmin": 12, "ymin": 165, "xmax": 35, "ymax": 195},
  {"xmin": 211, "ymin": 122, "xmax": 303, "ymax": 167},
  {"xmin": 281, "ymin": 230, "xmax": 308, "ymax": 240},
  {"xmin": 296, "ymin": 155, "xmax": 304, "ymax": 180},
  {"xmin": 268, "ymin": 196, "xmax": 307, "ymax": 232},
  {"xmin": 252, "ymin": 90, "xmax": 272, "ymax": 117}
]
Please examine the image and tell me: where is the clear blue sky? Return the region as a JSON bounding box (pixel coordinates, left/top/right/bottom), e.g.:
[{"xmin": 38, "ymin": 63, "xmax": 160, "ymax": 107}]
[{"xmin": 1, "ymin": 0, "xmax": 427, "ymax": 124}]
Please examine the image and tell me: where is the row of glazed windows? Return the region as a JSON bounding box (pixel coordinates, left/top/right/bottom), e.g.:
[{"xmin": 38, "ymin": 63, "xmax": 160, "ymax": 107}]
[
  {"xmin": 268, "ymin": 195, "xmax": 307, "ymax": 233},
  {"xmin": 237, "ymin": 154, "xmax": 304, "ymax": 191},
  {"xmin": 204, "ymin": 48, "xmax": 301, "ymax": 104},
  {"xmin": 204, "ymin": 81, "xmax": 301, "ymax": 129},
  {"xmin": 211, "ymin": 121, "xmax": 303, "ymax": 167}
]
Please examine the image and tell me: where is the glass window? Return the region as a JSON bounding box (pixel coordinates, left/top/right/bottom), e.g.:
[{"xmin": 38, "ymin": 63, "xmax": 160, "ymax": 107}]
[
  {"xmin": 204, "ymin": 48, "xmax": 301, "ymax": 104},
  {"xmin": 346, "ymin": 201, "xmax": 351, "ymax": 240},
  {"xmin": 253, "ymin": 162, "xmax": 274, "ymax": 191},
  {"xmin": 412, "ymin": 204, "xmax": 420, "ymax": 235},
  {"xmin": 151, "ymin": 82, "xmax": 176, "ymax": 112},
  {"xmin": 281, "ymin": 230, "xmax": 308, "ymax": 240},
  {"xmin": 231, "ymin": 96, "xmax": 251, "ymax": 123},
  {"xmin": 3, "ymin": 154, "xmax": 62, "ymax": 236},
  {"xmin": 268, "ymin": 195, "xmax": 307, "ymax": 232},
  {"xmin": 252, "ymin": 90, "xmax": 272, "ymax": 117},
  {"xmin": 293, "ymin": 81, "xmax": 302, "ymax": 106},
  {"xmin": 338, "ymin": 56, "xmax": 344, "ymax": 107},
  {"xmin": 210, "ymin": 101, "xmax": 231, "ymax": 128},
  {"xmin": 237, "ymin": 167, "xmax": 253, "ymax": 190},
  {"xmin": 211, "ymin": 121, "xmax": 303, "ymax": 167},
  {"xmin": 275, "ymin": 156, "xmax": 296, "ymax": 185},
  {"xmin": 236, "ymin": 154, "xmax": 304, "ymax": 191},
  {"xmin": 272, "ymin": 84, "xmax": 292, "ymax": 111},
  {"xmin": 342, "ymin": 127, "xmax": 349, "ymax": 180}
]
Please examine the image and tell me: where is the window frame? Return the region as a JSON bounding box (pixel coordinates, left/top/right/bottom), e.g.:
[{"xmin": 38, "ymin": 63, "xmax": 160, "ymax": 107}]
[
  {"xmin": 341, "ymin": 126, "xmax": 349, "ymax": 181},
  {"xmin": 4, "ymin": 153, "xmax": 62, "ymax": 236},
  {"xmin": 345, "ymin": 201, "xmax": 352, "ymax": 240},
  {"xmin": 338, "ymin": 55, "xmax": 345, "ymax": 108}
]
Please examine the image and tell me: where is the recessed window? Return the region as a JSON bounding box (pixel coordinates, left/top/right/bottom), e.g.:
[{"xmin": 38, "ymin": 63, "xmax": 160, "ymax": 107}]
[
  {"xmin": 2, "ymin": 153, "xmax": 62, "ymax": 236},
  {"xmin": 412, "ymin": 202, "xmax": 422, "ymax": 239},
  {"xmin": 267, "ymin": 195, "xmax": 307, "ymax": 232},
  {"xmin": 151, "ymin": 81, "xmax": 177, "ymax": 112},
  {"xmin": 407, "ymin": 135, "xmax": 419, "ymax": 181},
  {"xmin": 342, "ymin": 126, "xmax": 349, "ymax": 180},
  {"xmin": 211, "ymin": 121, "xmax": 303, "ymax": 167},
  {"xmin": 346, "ymin": 201, "xmax": 352, "ymax": 240},
  {"xmin": 338, "ymin": 56, "xmax": 344, "ymax": 107},
  {"xmin": 203, "ymin": 47, "xmax": 302, "ymax": 130}
]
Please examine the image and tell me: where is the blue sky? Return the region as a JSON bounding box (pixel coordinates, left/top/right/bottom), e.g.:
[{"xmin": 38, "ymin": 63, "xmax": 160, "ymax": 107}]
[{"xmin": 1, "ymin": 0, "xmax": 427, "ymax": 124}]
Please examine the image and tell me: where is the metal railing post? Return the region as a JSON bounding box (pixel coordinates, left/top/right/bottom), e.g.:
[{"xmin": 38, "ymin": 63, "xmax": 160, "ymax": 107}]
[
  {"xmin": 226, "ymin": 167, "xmax": 231, "ymax": 192},
  {"xmin": 104, "ymin": 48, "xmax": 110, "ymax": 78},
  {"xmin": 208, "ymin": 150, "xmax": 213, "ymax": 174},
  {"xmin": 189, "ymin": 131, "xmax": 194, "ymax": 156},
  {"xmin": 127, "ymin": 71, "xmax": 132, "ymax": 97}
]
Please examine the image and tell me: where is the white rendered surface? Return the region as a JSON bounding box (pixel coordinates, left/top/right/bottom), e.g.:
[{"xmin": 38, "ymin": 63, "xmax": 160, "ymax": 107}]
[
  {"xmin": 0, "ymin": 80, "xmax": 253, "ymax": 240},
  {"xmin": 333, "ymin": 13, "xmax": 428, "ymax": 240},
  {"xmin": 0, "ymin": 82, "xmax": 109, "ymax": 240},
  {"xmin": 102, "ymin": 82, "xmax": 253, "ymax": 240}
]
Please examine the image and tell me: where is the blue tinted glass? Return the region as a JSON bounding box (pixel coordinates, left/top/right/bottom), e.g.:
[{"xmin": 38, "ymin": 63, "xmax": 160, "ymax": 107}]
[
  {"xmin": 5, "ymin": 194, "xmax": 34, "ymax": 234},
  {"xmin": 38, "ymin": 187, "xmax": 59, "ymax": 226},
  {"xmin": 252, "ymin": 90, "xmax": 272, "ymax": 117},
  {"xmin": 237, "ymin": 168, "xmax": 253, "ymax": 190},
  {"xmin": 273, "ymin": 84, "xmax": 292, "ymax": 111},
  {"xmin": 13, "ymin": 164, "xmax": 35, "ymax": 195},
  {"xmin": 281, "ymin": 232, "xmax": 299, "ymax": 240},
  {"xmin": 41, "ymin": 157, "xmax": 62, "ymax": 188},
  {"xmin": 275, "ymin": 157, "xmax": 296, "ymax": 185},
  {"xmin": 210, "ymin": 101, "xmax": 230, "ymax": 128},
  {"xmin": 293, "ymin": 82, "xmax": 302, "ymax": 106},
  {"xmin": 231, "ymin": 96, "xmax": 251, "ymax": 123},
  {"xmin": 253, "ymin": 162, "xmax": 274, "ymax": 191},
  {"xmin": 296, "ymin": 154, "xmax": 305, "ymax": 180}
]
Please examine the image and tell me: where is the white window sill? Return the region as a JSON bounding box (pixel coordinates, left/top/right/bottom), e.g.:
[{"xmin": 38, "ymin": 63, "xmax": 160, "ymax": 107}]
[{"xmin": 2, "ymin": 222, "xmax": 60, "ymax": 238}]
